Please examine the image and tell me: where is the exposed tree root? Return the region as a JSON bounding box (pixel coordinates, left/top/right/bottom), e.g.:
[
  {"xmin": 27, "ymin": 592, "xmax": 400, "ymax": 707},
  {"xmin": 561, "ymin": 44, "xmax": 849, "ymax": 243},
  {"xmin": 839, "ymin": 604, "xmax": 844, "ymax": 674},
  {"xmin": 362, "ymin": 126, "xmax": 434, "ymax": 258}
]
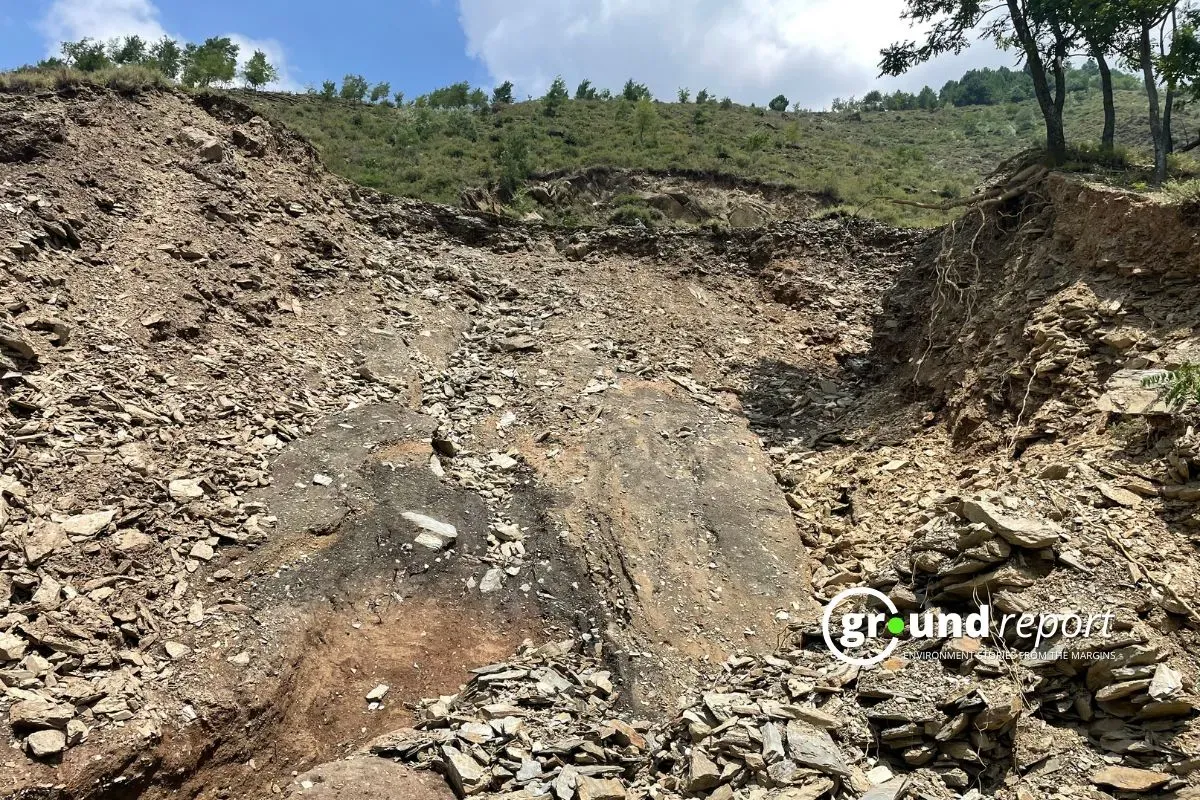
[{"xmin": 889, "ymin": 165, "xmax": 1049, "ymax": 211}]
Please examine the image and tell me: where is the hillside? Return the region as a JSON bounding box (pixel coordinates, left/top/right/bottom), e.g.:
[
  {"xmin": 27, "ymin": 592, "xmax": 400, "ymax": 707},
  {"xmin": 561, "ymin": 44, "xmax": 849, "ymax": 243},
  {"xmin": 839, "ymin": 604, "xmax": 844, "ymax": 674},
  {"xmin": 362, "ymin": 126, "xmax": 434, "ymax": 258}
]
[
  {"xmin": 244, "ymin": 86, "xmax": 1200, "ymax": 227},
  {"xmin": 4, "ymin": 82, "xmax": 1200, "ymax": 800}
]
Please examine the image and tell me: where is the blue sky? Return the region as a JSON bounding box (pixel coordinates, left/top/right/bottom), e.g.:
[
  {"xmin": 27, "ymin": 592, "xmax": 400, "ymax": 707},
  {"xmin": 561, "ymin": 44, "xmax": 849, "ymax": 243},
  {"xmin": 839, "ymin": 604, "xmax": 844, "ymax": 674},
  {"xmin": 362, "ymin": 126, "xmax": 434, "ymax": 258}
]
[{"xmin": 1, "ymin": 0, "xmax": 1010, "ymax": 109}]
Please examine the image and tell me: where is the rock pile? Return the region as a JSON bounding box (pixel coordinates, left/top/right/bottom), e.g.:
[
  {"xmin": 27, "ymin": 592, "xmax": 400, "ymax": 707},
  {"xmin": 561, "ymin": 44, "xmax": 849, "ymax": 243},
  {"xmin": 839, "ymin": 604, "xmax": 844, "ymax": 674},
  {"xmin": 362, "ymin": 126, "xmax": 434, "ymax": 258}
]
[{"xmin": 365, "ymin": 638, "xmax": 645, "ymax": 798}]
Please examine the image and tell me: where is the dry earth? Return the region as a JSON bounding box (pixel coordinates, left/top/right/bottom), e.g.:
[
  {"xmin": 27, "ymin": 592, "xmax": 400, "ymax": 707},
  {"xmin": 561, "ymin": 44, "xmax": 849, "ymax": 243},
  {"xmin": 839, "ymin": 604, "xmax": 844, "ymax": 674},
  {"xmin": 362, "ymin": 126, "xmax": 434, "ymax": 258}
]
[{"xmin": 1, "ymin": 87, "xmax": 1200, "ymax": 800}]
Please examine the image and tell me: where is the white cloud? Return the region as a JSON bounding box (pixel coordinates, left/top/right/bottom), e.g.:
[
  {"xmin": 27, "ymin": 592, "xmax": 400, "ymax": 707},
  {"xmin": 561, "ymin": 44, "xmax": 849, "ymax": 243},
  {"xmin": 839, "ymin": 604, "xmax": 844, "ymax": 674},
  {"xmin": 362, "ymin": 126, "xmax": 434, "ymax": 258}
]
[
  {"xmin": 457, "ymin": 0, "xmax": 1009, "ymax": 108},
  {"xmin": 39, "ymin": 0, "xmax": 167, "ymax": 50},
  {"xmin": 38, "ymin": 0, "xmax": 299, "ymax": 91}
]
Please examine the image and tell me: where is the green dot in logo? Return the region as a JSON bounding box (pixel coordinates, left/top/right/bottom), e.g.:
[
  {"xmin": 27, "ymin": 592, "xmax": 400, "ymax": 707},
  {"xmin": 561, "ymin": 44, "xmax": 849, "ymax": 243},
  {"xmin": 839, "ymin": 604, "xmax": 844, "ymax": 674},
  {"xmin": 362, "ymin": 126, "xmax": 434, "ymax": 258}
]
[{"xmin": 887, "ymin": 616, "xmax": 905, "ymax": 636}]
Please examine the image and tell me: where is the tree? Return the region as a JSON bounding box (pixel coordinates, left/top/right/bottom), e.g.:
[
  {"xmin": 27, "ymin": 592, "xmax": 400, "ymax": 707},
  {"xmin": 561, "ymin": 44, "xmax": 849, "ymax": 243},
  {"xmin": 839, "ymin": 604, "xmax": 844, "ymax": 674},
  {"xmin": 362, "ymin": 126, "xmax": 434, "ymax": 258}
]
[
  {"xmin": 394, "ymin": 90, "xmax": 406, "ymax": 106},
  {"xmin": 917, "ymin": 85, "xmax": 940, "ymax": 109},
  {"xmin": 340, "ymin": 74, "xmax": 369, "ymax": 102},
  {"xmin": 695, "ymin": 88, "xmax": 711, "ymax": 104},
  {"xmin": 181, "ymin": 37, "xmax": 239, "ymax": 87},
  {"xmin": 622, "ymin": 78, "xmax": 651, "ymax": 101},
  {"xmin": 880, "ymin": 0, "xmax": 1070, "ymax": 163},
  {"xmin": 678, "ymin": 87, "xmax": 690, "ymax": 103},
  {"xmin": 492, "ymin": 80, "xmax": 514, "ymax": 104},
  {"xmin": 633, "ymin": 96, "xmax": 657, "ymax": 143},
  {"xmin": 242, "ymin": 50, "xmax": 279, "ymax": 91},
  {"xmin": 575, "ymin": 79, "xmax": 598, "ymax": 100},
  {"xmin": 149, "ymin": 37, "xmax": 182, "ymax": 79},
  {"xmin": 109, "ymin": 35, "xmax": 147, "ymax": 65},
  {"xmin": 468, "ymin": 87, "xmax": 488, "ymax": 109},
  {"xmin": 543, "ymin": 75, "xmax": 569, "ymax": 116},
  {"xmin": 427, "ymin": 82, "xmax": 472, "ymax": 107},
  {"xmin": 1117, "ymin": 1, "xmax": 1182, "ymax": 183},
  {"xmin": 369, "ymin": 81, "xmax": 392, "ymax": 103},
  {"xmin": 320, "ymin": 80, "xmax": 337, "ymax": 99},
  {"xmin": 496, "ymin": 127, "xmax": 531, "ymax": 197},
  {"xmin": 61, "ymin": 38, "xmax": 111, "ymax": 72},
  {"xmin": 769, "ymin": 94, "xmax": 790, "ymax": 111},
  {"xmin": 1068, "ymin": 0, "xmax": 1125, "ymax": 150}
]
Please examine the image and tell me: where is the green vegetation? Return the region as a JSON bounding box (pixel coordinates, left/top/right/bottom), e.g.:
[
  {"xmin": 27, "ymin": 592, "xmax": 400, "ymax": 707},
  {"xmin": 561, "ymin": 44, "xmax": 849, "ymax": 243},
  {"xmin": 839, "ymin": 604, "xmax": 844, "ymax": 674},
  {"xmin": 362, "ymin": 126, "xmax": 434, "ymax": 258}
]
[
  {"xmin": 242, "ymin": 50, "xmax": 278, "ymax": 91},
  {"xmin": 10, "ymin": 34, "xmax": 278, "ymax": 90},
  {"xmin": 242, "ymin": 76, "xmax": 1199, "ymax": 227},
  {"xmin": 6, "ymin": 35, "xmax": 1200, "ymax": 228},
  {"xmin": 882, "ymin": 0, "xmax": 1200, "ymax": 184},
  {"xmin": 1143, "ymin": 365, "xmax": 1200, "ymax": 409}
]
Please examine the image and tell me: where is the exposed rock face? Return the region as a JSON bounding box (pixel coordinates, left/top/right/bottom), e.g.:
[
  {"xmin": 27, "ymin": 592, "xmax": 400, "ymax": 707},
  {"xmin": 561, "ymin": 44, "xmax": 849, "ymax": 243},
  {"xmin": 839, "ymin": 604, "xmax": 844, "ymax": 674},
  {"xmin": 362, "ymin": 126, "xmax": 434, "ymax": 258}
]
[{"xmin": 284, "ymin": 759, "xmax": 455, "ymax": 799}]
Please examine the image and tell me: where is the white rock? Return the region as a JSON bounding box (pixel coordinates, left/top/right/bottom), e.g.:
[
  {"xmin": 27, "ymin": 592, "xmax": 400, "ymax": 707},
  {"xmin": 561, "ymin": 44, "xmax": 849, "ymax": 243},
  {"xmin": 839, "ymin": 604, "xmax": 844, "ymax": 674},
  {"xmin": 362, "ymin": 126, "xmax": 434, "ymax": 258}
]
[
  {"xmin": 60, "ymin": 509, "xmax": 115, "ymax": 537},
  {"xmin": 403, "ymin": 512, "xmax": 458, "ymax": 550},
  {"xmin": 169, "ymin": 478, "xmax": 205, "ymax": 502},
  {"xmin": 480, "ymin": 568, "xmax": 504, "ymax": 594},
  {"xmin": 366, "ymin": 684, "xmax": 389, "ymax": 701},
  {"xmin": 164, "ymin": 641, "xmax": 191, "ymax": 660}
]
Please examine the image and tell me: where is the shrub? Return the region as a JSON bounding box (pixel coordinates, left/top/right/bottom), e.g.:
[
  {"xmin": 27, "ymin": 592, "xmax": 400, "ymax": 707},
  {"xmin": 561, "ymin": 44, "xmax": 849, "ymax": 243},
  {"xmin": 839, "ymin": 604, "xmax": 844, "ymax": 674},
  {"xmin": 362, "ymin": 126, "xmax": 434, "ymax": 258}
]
[
  {"xmin": 769, "ymin": 94, "xmax": 789, "ymax": 112},
  {"xmin": 1142, "ymin": 366, "xmax": 1200, "ymax": 409},
  {"xmin": 608, "ymin": 203, "xmax": 661, "ymax": 227}
]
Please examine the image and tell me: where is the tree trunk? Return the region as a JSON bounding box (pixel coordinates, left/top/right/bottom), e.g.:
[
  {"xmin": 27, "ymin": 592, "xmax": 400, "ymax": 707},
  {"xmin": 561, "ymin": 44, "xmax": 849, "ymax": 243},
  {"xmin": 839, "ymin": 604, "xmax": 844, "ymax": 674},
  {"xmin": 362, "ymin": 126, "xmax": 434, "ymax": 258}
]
[
  {"xmin": 1094, "ymin": 49, "xmax": 1116, "ymax": 150},
  {"xmin": 1164, "ymin": 81, "xmax": 1175, "ymax": 155},
  {"xmin": 1007, "ymin": 0, "xmax": 1067, "ymax": 163},
  {"xmin": 1139, "ymin": 21, "xmax": 1168, "ymax": 185}
]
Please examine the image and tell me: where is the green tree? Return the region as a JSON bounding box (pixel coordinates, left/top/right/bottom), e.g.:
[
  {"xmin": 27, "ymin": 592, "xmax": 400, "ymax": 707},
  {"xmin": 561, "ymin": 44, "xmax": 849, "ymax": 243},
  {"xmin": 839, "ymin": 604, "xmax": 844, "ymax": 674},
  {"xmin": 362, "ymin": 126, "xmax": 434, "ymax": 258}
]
[
  {"xmin": 369, "ymin": 81, "xmax": 392, "ymax": 103},
  {"xmin": 468, "ymin": 87, "xmax": 488, "ymax": 109},
  {"xmin": 340, "ymin": 74, "xmax": 369, "ymax": 102},
  {"xmin": 622, "ymin": 78, "xmax": 651, "ymax": 101},
  {"xmin": 492, "ymin": 80, "xmax": 514, "ymax": 104},
  {"xmin": 320, "ymin": 80, "xmax": 337, "ymax": 99},
  {"xmin": 768, "ymin": 94, "xmax": 789, "ymax": 111},
  {"xmin": 678, "ymin": 87, "xmax": 690, "ymax": 103},
  {"xmin": 61, "ymin": 38, "xmax": 111, "ymax": 72},
  {"xmin": 575, "ymin": 79, "xmax": 598, "ymax": 100},
  {"xmin": 242, "ymin": 50, "xmax": 279, "ymax": 91},
  {"xmin": 695, "ymin": 88, "xmax": 711, "ymax": 104},
  {"xmin": 633, "ymin": 96, "xmax": 657, "ymax": 143},
  {"xmin": 543, "ymin": 75, "xmax": 569, "ymax": 116},
  {"xmin": 916, "ymin": 85, "xmax": 939, "ymax": 109},
  {"xmin": 880, "ymin": 0, "xmax": 1071, "ymax": 163},
  {"xmin": 181, "ymin": 37, "xmax": 239, "ymax": 87},
  {"xmin": 109, "ymin": 35, "xmax": 147, "ymax": 65},
  {"xmin": 428, "ymin": 81, "xmax": 472, "ymax": 108},
  {"xmin": 394, "ymin": 90, "xmax": 406, "ymax": 106},
  {"xmin": 496, "ymin": 127, "xmax": 531, "ymax": 197},
  {"xmin": 148, "ymin": 37, "xmax": 182, "ymax": 79}
]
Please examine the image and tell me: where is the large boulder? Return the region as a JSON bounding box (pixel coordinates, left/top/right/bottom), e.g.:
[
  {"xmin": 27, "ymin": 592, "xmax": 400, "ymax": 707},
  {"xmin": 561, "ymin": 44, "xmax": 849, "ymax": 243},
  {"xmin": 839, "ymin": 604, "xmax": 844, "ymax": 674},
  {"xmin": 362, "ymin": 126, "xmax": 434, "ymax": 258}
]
[{"xmin": 285, "ymin": 758, "xmax": 454, "ymax": 800}]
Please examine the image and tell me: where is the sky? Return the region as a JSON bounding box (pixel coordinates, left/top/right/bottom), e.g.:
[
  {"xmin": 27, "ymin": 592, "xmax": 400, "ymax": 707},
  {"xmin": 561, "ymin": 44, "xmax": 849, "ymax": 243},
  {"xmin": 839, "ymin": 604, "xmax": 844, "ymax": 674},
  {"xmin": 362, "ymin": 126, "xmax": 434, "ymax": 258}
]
[{"xmin": 0, "ymin": 0, "xmax": 1013, "ymax": 109}]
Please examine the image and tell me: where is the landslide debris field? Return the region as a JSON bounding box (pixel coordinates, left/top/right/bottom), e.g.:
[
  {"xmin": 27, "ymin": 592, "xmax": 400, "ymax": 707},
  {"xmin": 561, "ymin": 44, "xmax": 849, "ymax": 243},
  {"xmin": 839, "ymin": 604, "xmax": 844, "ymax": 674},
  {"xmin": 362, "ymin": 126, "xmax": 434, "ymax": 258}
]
[{"xmin": 2, "ymin": 87, "xmax": 1200, "ymax": 800}]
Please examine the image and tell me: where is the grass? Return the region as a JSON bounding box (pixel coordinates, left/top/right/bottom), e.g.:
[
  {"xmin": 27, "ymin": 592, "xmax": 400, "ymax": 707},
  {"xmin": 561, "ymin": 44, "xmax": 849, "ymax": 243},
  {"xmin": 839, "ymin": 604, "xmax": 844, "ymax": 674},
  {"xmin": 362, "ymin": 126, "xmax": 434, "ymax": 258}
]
[
  {"xmin": 0, "ymin": 65, "xmax": 169, "ymax": 94},
  {"xmin": 241, "ymin": 87, "xmax": 1200, "ymax": 228},
  {"xmin": 2, "ymin": 64, "xmax": 1198, "ymax": 228}
]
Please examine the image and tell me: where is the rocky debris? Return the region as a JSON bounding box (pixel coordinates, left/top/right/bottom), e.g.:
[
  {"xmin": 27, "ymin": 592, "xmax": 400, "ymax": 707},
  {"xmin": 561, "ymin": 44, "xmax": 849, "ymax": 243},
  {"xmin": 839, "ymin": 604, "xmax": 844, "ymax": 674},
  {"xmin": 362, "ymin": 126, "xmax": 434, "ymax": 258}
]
[
  {"xmin": 178, "ymin": 125, "xmax": 224, "ymax": 163},
  {"xmin": 1091, "ymin": 765, "xmax": 1171, "ymax": 793},
  {"xmin": 1, "ymin": 78, "xmax": 1200, "ymax": 800},
  {"xmin": 403, "ymin": 511, "xmax": 459, "ymax": 551},
  {"xmin": 367, "ymin": 639, "xmax": 645, "ymax": 797},
  {"xmin": 24, "ymin": 728, "xmax": 66, "ymax": 759}
]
